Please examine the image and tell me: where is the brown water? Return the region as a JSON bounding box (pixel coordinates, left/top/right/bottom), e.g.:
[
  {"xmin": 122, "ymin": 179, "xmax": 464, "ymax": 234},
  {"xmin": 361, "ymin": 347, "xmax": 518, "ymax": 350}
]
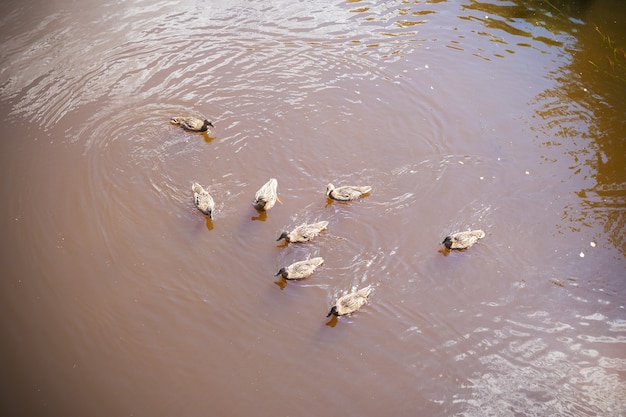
[{"xmin": 1, "ymin": 0, "xmax": 625, "ymax": 415}]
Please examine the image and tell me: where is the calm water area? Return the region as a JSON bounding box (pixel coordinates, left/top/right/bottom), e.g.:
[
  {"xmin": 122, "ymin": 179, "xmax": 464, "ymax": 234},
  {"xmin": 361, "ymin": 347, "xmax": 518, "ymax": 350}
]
[{"xmin": 1, "ymin": 0, "xmax": 625, "ymax": 416}]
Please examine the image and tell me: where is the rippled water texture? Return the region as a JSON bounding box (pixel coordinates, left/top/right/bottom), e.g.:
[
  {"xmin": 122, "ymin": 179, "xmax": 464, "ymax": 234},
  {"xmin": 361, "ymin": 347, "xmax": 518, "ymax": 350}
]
[{"xmin": 1, "ymin": 0, "xmax": 625, "ymax": 416}]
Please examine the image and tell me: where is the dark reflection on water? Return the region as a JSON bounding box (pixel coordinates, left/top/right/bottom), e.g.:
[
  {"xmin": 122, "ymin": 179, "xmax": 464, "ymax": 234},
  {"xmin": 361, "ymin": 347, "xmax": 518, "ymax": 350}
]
[
  {"xmin": 325, "ymin": 315, "xmax": 339, "ymax": 328},
  {"xmin": 251, "ymin": 210, "xmax": 268, "ymax": 221},
  {"xmin": 1, "ymin": 0, "xmax": 625, "ymax": 416}
]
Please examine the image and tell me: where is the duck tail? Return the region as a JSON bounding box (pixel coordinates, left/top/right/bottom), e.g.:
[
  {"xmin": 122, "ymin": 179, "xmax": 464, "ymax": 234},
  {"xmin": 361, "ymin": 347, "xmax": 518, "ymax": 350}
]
[
  {"xmin": 326, "ymin": 306, "xmax": 338, "ymax": 318},
  {"xmin": 358, "ymin": 286, "xmax": 373, "ymax": 298}
]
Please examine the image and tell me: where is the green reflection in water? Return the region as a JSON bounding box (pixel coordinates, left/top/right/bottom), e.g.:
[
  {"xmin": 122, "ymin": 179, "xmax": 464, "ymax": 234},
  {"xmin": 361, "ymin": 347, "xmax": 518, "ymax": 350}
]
[{"xmin": 504, "ymin": 0, "xmax": 626, "ymax": 256}]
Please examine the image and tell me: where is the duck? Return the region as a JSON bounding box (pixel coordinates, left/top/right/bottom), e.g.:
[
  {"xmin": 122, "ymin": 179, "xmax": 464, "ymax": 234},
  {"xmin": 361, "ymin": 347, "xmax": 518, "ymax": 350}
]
[
  {"xmin": 327, "ymin": 285, "xmax": 373, "ymax": 317},
  {"xmin": 442, "ymin": 229, "xmax": 485, "ymax": 250},
  {"xmin": 275, "ymin": 257, "xmax": 324, "ymax": 280},
  {"xmin": 170, "ymin": 116, "xmax": 214, "ymax": 132},
  {"xmin": 253, "ymin": 178, "xmax": 280, "ymax": 211},
  {"xmin": 326, "ymin": 183, "xmax": 372, "ymax": 201},
  {"xmin": 276, "ymin": 221, "xmax": 329, "ymax": 243},
  {"xmin": 192, "ymin": 182, "xmax": 215, "ymax": 219}
]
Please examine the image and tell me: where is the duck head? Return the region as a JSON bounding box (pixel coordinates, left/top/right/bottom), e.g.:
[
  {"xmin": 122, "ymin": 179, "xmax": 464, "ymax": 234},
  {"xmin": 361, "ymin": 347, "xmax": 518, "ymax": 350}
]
[
  {"xmin": 253, "ymin": 197, "xmax": 265, "ymax": 208},
  {"xmin": 325, "ymin": 183, "xmax": 335, "ymax": 197}
]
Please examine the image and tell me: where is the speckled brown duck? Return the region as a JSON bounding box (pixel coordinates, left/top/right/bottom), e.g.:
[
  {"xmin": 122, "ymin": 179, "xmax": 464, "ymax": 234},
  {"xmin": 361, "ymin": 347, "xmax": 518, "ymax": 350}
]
[
  {"xmin": 192, "ymin": 182, "xmax": 215, "ymax": 219},
  {"xmin": 276, "ymin": 221, "xmax": 329, "ymax": 244},
  {"xmin": 326, "ymin": 183, "xmax": 371, "ymax": 201},
  {"xmin": 171, "ymin": 116, "xmax": 214, "ymax": 132},
  {"xmin": 253, "ymin": 178, "xmax": 280, "ymax": 211},
  {"xmin": 327, "ymin": 285, "xmax": 373, "ymax": 317},
  {"xmin": 275, "ymin": 257, "xmax": 324, "ymax": 280},
  {"xmin": 442, "ymin": 229, "xmax": 485, "ymax": 250}
]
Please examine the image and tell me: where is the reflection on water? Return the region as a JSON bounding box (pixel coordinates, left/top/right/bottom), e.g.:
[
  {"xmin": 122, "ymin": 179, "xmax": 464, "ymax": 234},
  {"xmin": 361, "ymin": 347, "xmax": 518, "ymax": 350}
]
[
  {"xmin": 1, "ymin": 0, "xmax": 625, "ymax": 416},
  {"xmin": 528, "ymin": 1, "xmax": 626, "ymax": 257}
]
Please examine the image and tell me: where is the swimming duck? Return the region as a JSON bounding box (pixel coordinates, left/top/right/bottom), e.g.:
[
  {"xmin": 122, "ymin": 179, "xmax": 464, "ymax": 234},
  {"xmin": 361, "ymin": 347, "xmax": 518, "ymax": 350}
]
[
  {"xmin": 171, "ymin": 117, "xmax": 214, "ymax": 132},
  {"xmin": 253, "ymin": 178, "xmax": 280, "ymax": 211},
  {"xmin": 276, "ymin": 221, "xmax": 329, "ymax": 243},
  {"xmin": 326, "ymin": 183, "xmax": 372, "ymax": 201},
  {"xmin": 442, "ymin": 229, "xmax": 485, "ymax": 250},
  {"xmin": 327, "ymin": 285, "xmax": 373, "ymax": 317},
  {"xmin": 275, "ymin": 257, "xmax": 324, "ymax": 280},
  {"xmin": 192, "ymin": 182, "xmax": 215, "ymax": 219}
]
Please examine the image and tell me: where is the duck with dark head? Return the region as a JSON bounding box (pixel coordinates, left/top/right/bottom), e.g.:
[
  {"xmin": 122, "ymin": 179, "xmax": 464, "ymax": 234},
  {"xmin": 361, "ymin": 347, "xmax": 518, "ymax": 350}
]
[{"xmin": 171, "ymin": 116, "xmax": 214, "ymax": 132}]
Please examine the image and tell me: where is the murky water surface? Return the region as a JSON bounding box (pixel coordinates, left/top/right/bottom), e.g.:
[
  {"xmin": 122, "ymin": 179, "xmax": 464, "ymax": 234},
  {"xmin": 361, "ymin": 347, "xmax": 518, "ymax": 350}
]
[{"xmin": 1, "ymin": 0, "xmax": 625, "ymax": 415}]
